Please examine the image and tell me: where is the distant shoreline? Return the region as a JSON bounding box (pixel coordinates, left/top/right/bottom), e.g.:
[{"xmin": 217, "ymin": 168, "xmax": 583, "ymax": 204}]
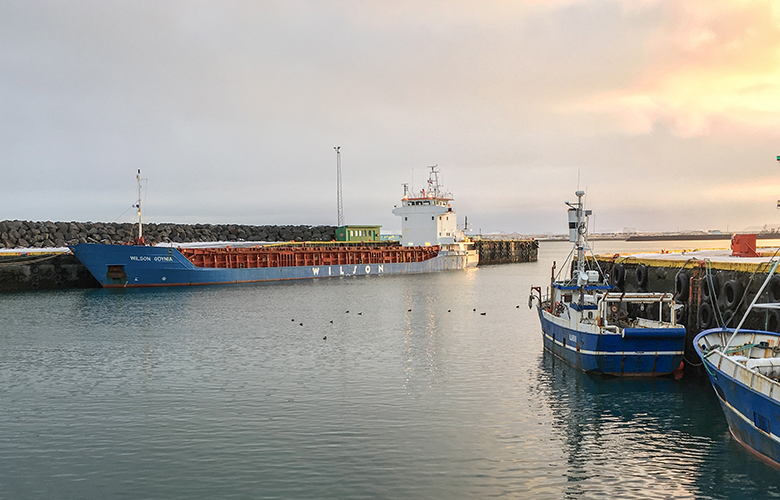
[
  {"xmin": 625, "ymin": 233, "xmax": 731, "ymax": 242},
  {"xmin": 527, "ymin": 232, "xmax": 780, "ymax": 242}
]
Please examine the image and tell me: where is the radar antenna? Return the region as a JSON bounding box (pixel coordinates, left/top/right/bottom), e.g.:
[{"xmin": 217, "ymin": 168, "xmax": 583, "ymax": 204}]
[{"xmin": 427, "ymin": 165, "xmax": 441, "ymax": 197}]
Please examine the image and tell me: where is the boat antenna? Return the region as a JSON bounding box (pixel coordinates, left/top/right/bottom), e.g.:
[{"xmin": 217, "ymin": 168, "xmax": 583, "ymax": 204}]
[
  {"xmin": 335, "ymin": 146, "xmax": 344, "ymax": 226},
  {"xmin": 427, "ymin": 165, "xmax": 440, "ymax": 197}
]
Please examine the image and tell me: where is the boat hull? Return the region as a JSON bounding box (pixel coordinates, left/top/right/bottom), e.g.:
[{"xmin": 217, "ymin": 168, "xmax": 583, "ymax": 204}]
[
  {"xmin": 69, "ymin": 243, "xmax": 472, "ymax": 288},
  {"xmin": 538, "ymin": 307, "xmax": 685, "ymax": 376},
  {"xmin": 694, "ymin": 328, "xmax": 780, "ymax": 468}
]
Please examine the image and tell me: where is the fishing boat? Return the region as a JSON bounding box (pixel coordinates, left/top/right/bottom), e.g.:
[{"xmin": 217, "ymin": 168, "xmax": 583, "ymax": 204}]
[
  {"xmin": 69, "ymin": 167, "xmax": 478, "ymax": 288},
  {"xmin": 694, "ymin": 259, "xmax": 780, "ymax": 467},
  {"xmin": 529, "ymin": 191, "xmax": 686, "ymax": 376}
]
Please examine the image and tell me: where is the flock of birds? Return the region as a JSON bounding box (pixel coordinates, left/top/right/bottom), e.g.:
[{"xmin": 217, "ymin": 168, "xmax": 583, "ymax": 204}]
[{"xmin": 285, "ymin": 305, "xmax": 522, "ymax": 340}]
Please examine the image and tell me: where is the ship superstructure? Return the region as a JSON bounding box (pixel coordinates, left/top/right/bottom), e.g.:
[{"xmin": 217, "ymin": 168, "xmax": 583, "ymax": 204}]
[{"xmin": 392, "ymin": 166, "xmax": 462, "ymax": 247}]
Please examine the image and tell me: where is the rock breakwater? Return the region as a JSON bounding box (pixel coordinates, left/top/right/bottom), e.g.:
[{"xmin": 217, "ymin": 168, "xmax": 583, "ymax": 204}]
[{"xmin": 0, "ymin": 220, "xmax": 337, "ymax": 249}]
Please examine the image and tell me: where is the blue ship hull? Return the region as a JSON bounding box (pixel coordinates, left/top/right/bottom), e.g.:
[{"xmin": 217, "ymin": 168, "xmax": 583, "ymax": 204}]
[
  {"xmin": 538, "ymin": 306, "xmax": 685, "ymax": 376},
  {"xmin": 694, "ymin": 328, "xmax": 780, "ymax": 468},
  {"xmin": 69, "ymin": 243, "xmax": 470, "ymax": 288}
]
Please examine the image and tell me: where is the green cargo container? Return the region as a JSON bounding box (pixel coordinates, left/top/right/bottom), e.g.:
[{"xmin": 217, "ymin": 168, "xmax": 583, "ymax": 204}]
[{"xmin": 335, "ymin": 225, "xmax": 381, "ymax": 242}]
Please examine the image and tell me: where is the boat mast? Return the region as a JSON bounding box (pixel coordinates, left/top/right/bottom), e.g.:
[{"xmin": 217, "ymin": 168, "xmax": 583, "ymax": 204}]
[
  {"xmin": 136, "ymin": 169, "xmax": 143, "ymax": 242},
  {"xmin": 567, "ymin": 190, "xmax": 590, "ymax": 285}
]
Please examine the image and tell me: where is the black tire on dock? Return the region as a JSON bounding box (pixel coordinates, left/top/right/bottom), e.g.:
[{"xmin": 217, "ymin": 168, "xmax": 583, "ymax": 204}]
[
  {"xmin": 770, "ymin": 276, "xmax": 780, "ymax": 303},
  {"xmin": 722, "ymin": 308, "xmax": 736, "ymax": 327},
  {"xmin": 699, "ymin": 302, "xmax": 714, "ymax": 330},
  {"xmin": 675, "ymin": 272, "xmax": 689, "ymax": 302},
  {"xmin": 636, "ymin": 264, "xmax": 648, "ymax": 289},
  {"xmin": 722, "ymin": 279, "xmax": 744, "ymax": 311},
  {"xmin": 768, "ymin": 310, "xmax": 780, "ymax": 332},
  {"xmin": 612, "ymin": 264, "xmax": 625, "ymax": 289},
  {"xmin": 701, "ymin": 274, "xmax": 719, "ymax": 303}
]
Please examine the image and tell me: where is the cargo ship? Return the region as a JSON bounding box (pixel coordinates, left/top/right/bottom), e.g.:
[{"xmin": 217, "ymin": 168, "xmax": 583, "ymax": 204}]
[{"xmin": 69, "ymin": 167, "xmax": 478, "ymax": 288}]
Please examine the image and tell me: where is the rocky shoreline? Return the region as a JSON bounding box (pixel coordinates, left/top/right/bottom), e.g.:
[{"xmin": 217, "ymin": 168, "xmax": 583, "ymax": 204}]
[{"xmin": 0, "ymin": 220, "xmax": 338, "ymax": 249}]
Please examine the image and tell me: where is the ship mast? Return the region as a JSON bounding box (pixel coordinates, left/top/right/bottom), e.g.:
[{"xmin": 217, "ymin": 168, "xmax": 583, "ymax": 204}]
[
  {"xmin": 566, "ymin": 190, "xmax": 590, "ymax": 285},
  {"xmin": 426, "ymin": 165, "xmax": 440, "ymax": 197},
  {"xmin": 136, "ymin": 169, "xmax": 143, "ymax": 242},
  {"xmin": 335, "ymin": 146, "xmax": 344, "ymax": 226}
]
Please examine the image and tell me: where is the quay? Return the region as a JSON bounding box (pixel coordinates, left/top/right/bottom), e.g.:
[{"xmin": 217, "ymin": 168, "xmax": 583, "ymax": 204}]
[
  {"xmin": 591, "ymin": 236, "xmax": 780, "ymax": 373},
  {"xmin": 0, "ymin": 251, "xmax": 98, "ymax": 292},
  {"xmin": 474, "ymin": 239, "xmax": 538, "ymax": 265}
]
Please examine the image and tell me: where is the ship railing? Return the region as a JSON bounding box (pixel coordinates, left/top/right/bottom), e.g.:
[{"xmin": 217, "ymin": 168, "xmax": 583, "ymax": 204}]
[{"xmin": 598, "ymin": 292, "xmax": 679, "ymax": 328}]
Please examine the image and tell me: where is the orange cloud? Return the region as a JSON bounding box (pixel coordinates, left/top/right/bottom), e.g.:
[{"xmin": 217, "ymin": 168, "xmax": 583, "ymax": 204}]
[{"xmin": 581, "ymin": 0, "xmax": 780, "ymax": 136}]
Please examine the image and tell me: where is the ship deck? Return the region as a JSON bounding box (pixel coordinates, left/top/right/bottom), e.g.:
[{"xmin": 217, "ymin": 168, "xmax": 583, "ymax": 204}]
[{"xmin": 180, "ymin": 242, "xmax": 441, "ymax": 269}]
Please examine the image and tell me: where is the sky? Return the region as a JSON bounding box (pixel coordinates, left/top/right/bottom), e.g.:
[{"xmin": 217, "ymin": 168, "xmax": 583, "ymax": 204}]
[{"xmin": 1, "ymin": 0, "xmax": 780, "ymax": 235}]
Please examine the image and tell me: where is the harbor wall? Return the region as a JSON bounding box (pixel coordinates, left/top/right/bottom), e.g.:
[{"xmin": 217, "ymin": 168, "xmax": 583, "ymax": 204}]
[
  {"xmin": 0, "ymin": 220, "xmax": 337, "ymax": 248},
  {"xmin": 591, "ymin": 254, "xmax": 778, "ymax": 374},
  {"xmin": 474, "ymin": 239, "xmax": 538, "ymax": 265},
  {"xmin": 0, "ymin": 253, "xmax": 99, "ymax": 292}
]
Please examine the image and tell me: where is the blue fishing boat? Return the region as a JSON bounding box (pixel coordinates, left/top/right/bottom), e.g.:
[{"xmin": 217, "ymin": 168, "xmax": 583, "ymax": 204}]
[
  {"xmin": 529, "ymin": 191, "xmax": 686, "ymax": 376},
  {"xmin": 694, "ymin": 259, "xmax": 780, "ymax": 467}
]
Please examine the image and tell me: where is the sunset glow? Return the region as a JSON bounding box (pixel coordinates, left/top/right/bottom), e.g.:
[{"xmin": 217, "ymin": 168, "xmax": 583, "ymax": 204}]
[{"xmin": 1, "ymin": 0, "xmax": 779, "ymax": 234}]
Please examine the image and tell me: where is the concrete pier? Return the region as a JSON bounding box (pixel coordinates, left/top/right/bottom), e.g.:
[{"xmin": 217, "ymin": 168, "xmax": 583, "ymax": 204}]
[
  {"xmin": 591, "ymin": 249, "xmax": 779, "ymax": 374},
  {"xmin": 474, "ymin": 239, "xmax": 538, "ymax": 265},
  {"xmin": 0, "ymin": 252, "xmax": 99, "ymax": 292}
]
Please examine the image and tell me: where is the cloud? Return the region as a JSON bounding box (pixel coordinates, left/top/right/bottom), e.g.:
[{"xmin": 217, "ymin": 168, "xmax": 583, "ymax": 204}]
[
  {"xmin": 1, "ymin": 0, "xmax": 779, "ymax": 234},
  {"xmin": 579, "ymin": 0, "xmax": 780, "ymax": 137}
]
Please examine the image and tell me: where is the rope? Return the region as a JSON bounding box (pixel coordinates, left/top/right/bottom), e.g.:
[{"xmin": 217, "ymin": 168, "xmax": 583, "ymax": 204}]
[
  {"xmin": 723, "ymin": 247, "xmax": 780, "ymax": 328},
  {"xmin": 112, "ymin": 204, "xmax": 136, "ymax": 223},
  {"xmin": 683, "ymin": 355, "xmax": 703, "ymax": 367},
  {"xmin": 704, "ymin": 260, "xmax": 727, "ymax": 328},
  {"xmin": 0, "ymin": 253, "xmax": 61, "ymax": 267}
]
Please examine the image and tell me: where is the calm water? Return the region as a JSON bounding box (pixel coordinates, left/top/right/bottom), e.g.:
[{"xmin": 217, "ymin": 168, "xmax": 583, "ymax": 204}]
[{"xmin": 1, "ymin": 240, "xmax": 779, "ymax": 499}]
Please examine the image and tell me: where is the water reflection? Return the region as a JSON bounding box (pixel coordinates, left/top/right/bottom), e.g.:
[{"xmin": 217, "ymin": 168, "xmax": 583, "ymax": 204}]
[{"xmin": 534, "ymin": 350, "xmax": 780, "ymax": 498}]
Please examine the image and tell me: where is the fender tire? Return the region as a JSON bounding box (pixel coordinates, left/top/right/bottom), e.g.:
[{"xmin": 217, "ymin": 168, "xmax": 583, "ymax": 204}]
[
  {"xmin": 636, "ymin": 264, "xmax": 648, "ymax": 289},
  {"xmin": 699, "ymin": 302, "xmax": 714, "ymax": 330},
  {"xmin": 675, "ymin": 272, "xmax": 689, "ymax": 302}
]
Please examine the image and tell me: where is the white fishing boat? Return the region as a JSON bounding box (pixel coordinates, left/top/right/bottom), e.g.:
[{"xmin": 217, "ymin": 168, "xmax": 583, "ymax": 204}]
[{"xmin": 695, "ymin": 258, "xmax": 780, "ymax": 467}]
